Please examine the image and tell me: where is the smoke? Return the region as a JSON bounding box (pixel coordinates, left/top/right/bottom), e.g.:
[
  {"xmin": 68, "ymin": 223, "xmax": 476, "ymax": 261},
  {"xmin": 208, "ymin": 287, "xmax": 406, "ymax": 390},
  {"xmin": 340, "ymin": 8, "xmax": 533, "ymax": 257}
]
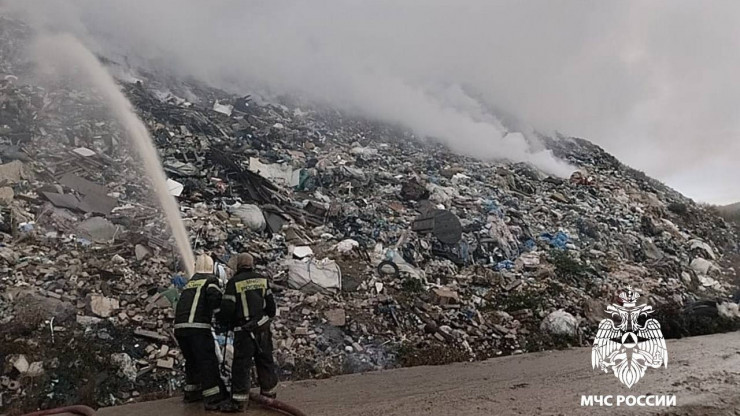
[
  {"xmin": 30, "ymin": 33, "xmax": 196, "ymax": 276},
  {"xmin": 3, "ymin": 0, "xmax": 740, "ymax": 201}
]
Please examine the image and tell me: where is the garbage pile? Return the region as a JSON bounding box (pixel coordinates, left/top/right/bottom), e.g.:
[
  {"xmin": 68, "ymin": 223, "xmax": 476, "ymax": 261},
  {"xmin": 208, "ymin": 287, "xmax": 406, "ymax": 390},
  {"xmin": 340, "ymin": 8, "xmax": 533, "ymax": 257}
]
[{"xmin": 1, "ymin": 18, "xmax": 739, "ymax": 411}]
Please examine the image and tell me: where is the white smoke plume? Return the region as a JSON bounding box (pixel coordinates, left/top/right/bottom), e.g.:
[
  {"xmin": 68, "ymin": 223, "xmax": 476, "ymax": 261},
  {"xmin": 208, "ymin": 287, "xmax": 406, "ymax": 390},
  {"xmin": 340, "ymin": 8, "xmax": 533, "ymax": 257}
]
[{"xmin": 3, "ymin": 0, "xmax": 740, "ymax": 202}]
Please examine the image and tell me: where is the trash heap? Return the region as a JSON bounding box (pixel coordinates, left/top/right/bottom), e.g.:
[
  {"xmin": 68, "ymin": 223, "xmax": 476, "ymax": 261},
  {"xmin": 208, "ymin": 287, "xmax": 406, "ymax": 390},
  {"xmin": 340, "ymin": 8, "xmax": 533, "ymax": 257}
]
[{"xmin": 1, "ymin": 18, "xmax": 739, "ymax": 410}]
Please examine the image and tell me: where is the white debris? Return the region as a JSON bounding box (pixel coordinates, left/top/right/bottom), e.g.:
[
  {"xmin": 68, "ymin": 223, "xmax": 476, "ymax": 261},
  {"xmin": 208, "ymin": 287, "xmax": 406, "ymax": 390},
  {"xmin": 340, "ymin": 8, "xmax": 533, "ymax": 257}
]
[{"xmin": 540, "ymin": 310, "xmax": 578, "ymax": 337}]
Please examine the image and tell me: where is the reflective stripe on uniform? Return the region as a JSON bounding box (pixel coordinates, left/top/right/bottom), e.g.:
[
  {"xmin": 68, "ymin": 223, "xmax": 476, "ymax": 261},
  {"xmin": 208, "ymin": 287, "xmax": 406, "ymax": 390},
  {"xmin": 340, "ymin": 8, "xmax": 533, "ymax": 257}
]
[
  {"xmin": 257, "ymin": 316, "xmax": 270, "ymax": 327},
  {"xmin": 203, "ymin": 386, "xmax": 220, "ymax": 397},
  {"xmin": 184, "ymin": 384, "xmax": 201, "ymax": 392},
  {"xmin": 240, "ymin": 292, "xmax": 250, "ymax": 320},
  {"xmin": 232, "ymin": 393, "xmax": 249, "ymax": 402},
  {"xmin": 223, "ymin": 295, "xmax": 236, "ymax": 302},
  {"xmin": 174, "ymin": 322, "xmax": 212, "ymax": 330},
  {"xmin": 187, "ymin": 279, "xmax": 207, "ymax": 323},
  {"xmin": 207, "ymin": 283, "xmax": 222, "ymax": 292}
]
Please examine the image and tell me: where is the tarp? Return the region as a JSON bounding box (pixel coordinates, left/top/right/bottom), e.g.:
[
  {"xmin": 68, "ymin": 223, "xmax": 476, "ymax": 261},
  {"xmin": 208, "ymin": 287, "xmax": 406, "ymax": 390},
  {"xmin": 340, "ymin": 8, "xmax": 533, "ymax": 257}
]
[{"xmin": 284, "ymin": 258, "xmax": 342, "ymax": 293}]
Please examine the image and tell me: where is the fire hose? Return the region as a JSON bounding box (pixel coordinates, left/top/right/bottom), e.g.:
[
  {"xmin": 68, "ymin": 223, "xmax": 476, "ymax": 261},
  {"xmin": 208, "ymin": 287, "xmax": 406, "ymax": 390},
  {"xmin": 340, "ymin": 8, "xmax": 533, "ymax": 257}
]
[
  {"xmin": 249, "ymin": 392, "xmax": 308, "ymax": 416},
  {"xmin": 22, "ymin": 405, "xmax": 96, "ymax": 416}
]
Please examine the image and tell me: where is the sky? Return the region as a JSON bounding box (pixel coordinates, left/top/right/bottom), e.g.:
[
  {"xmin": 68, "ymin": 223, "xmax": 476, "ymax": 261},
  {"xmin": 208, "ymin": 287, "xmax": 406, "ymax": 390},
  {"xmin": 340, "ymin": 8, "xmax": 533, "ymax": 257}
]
[{"xmin": 3, "ymin": 0, "xmax": 739, "ymax": 204}]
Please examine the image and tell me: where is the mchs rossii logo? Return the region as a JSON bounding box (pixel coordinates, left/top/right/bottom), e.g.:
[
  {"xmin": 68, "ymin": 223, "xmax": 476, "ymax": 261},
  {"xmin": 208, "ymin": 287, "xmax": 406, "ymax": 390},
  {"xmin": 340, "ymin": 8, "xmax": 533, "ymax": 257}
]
[
  {"xmin": 592, "ymin": 286, "xmax": 667, "ymax": 388},
  {"xmin": 581, "ymin": 287, "xmax": 675, "ymax": 408}
]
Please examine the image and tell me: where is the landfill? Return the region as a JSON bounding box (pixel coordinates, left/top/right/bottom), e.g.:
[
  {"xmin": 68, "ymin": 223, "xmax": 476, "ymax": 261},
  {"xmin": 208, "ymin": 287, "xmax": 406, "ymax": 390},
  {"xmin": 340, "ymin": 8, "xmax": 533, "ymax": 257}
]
[{"xmin": 1, "ymin": 17, "xmax": 739, "ymax": 412}]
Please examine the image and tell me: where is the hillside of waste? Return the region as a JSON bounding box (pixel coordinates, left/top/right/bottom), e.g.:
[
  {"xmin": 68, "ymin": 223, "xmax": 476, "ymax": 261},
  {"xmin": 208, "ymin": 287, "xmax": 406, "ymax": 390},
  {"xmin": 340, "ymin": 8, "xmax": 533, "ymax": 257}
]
[{"xmin": 1, "ymin": 16, "xmax": 739, "ymax": 412}]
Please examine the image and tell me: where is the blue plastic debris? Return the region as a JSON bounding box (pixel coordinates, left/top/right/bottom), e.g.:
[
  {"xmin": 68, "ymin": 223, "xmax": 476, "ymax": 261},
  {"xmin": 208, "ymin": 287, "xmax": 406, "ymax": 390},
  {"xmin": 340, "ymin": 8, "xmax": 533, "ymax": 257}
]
[
  {"xmin": 483, "ymin": 199, "xmax": 502, "ymax": 216},
  {"xmin": 540, "ymin": 231, "xmax": 570, "ymax": 249},
  {"xmin": 76, "ymin": 237, "xmax": 92, "ymax": 246},
  {"xmin": 523, "ymin": 239, "xmax": 536, "ymax": 251},
  {"xmin": 495, "ymin": 260, "xmax": 515, "ymax": 270},
  {"xmin": 171, "ymin": 274, "xmax": 187, "ymax": 289}
]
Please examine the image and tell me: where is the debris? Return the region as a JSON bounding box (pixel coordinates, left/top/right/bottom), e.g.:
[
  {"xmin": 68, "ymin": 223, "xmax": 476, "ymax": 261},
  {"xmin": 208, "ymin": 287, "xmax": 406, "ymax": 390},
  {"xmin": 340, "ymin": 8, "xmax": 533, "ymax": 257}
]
[
  {"xmin": 285, "ymin": 258, "xmax": 342, "ymax": 293},
  {"xmin": 0, "ymin": 160, "xmax": 23, "ymax": 184},
  {"xmin": 432, "ymin": 288, "xmax": 459, "ymax": 305},
  {"xmin": 324, "ymin": 309, "xmax": 346, "ymax": 327},
  {"xmin": 88, "ymin": 294, "xmax": 120, "ymax": 318},
  {"xmin": 72, "ymin": 147, "xmax": 96, "ymax": 157},
  {"xmin": 230, "ymin": 204, "xmax": 266, "ymax": 232},
  {"xmin": 156, "ymin": 357, "xmax": 175, "ymax": 370},
  {"xmin": 249, "ymin": 157, "xmax": 301, "ymax": 187},
  {"xmin": 135, "ymin": 244, "xmax": 151, "ymax": 260},
  {"xmin": 540, "ymin": 310, "xmax": 578, "ymax": 337},
  {"xmin": 10, "ymin": 355, "xmax": 29, "ymax": 374},
  {"xmin": 134, "ymin": 329, "xmax": 170, "ymax": 343},
  {"xmin": 166, "ymin": 178, "xmax": 184, "ymax": 196},
  {"xmin": 690, "ymin": 258, "xmax": 720, "ymax": 276},
  {"xmin": 335, "ymin": 239, "xmax": 359, "ymax": 254},
  {"xmin": 212, "ymin": 100, "xmax": 233, "ymax": 116},
  {"xmin": 0, "ymin": 187, "xmax": 13, "ymax": 205},
  {"xmin": 76, "ymin": 217, "xmax": 119, "ymax": 243},
  {"xmin": 26, "ymin": 362, "xmax": 44, "ymax": 378},
  {"xmin": 412, "ymin": 209, "xmax": 463, "ymax": 244},
  {"xmin": 291, "ymin": 246, "xmax": 314, "ymax": 259}
]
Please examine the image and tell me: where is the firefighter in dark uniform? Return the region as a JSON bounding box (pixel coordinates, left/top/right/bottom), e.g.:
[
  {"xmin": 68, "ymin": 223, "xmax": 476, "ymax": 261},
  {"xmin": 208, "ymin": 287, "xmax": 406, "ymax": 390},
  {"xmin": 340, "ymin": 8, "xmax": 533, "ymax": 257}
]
[
  {"xmin": 216, "ymin": 253, "xmax": 278, "ymax": 412},
  {"xmin": 174, "ymin": 254, "xmax": 224, "ymax": 409}
]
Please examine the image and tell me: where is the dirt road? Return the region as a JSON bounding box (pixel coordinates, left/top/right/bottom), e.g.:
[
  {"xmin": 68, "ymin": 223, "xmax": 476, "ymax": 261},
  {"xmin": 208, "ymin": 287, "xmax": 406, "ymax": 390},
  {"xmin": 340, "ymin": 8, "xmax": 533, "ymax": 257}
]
[{"xmin": 99, "ymin": 332, "xmax": 740, "ymax": 416}]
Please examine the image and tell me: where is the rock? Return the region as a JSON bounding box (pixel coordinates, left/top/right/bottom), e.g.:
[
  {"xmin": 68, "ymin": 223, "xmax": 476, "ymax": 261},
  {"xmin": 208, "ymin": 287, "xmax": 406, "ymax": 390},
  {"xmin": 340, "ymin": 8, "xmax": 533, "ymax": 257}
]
[
  {"xmin": 156, "ymin": 357, "xmax": 174, "ymax": 369},
  {"xmin": 294, "ymin": 327, "xmax": 308, "ymax": 336},
  {"xmin": 88, "ymin": 294, "xmax": 119, "ymax": 318},
  {"xmin": 325, "ymin": 308, "xmax": 346, "ymax": 327},
  {"xmin": 432, "ymin": 287, "xmax": 459, "ymax": 305},
  {"xmin": 540, "ymin": 310, "xmax": 578, "ymax": 337},
  {"xmin": 10, "ymin": 354, "xmax": 29, "ymax": 374},
  {"xmin": 0, "ymin": 187, "xmax": 13, "ymax": 205}
]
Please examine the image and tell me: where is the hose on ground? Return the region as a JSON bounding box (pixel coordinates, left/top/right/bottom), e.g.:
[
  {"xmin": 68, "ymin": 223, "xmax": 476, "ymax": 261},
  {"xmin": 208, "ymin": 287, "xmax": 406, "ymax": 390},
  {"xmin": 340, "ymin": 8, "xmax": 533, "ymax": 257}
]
[
  {"xmin": 22, "ymin": 405, "xmax": 97, "ymax": 416},
  {"xmin": 250, "ymin": 393, "xmax": 308, "ymax": 416}
]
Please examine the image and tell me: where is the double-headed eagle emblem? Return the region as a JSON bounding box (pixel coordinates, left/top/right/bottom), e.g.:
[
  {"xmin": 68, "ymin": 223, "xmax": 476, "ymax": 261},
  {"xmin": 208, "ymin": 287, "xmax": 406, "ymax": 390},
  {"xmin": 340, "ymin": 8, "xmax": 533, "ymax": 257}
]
[{"xmin": 591, "ymin": 287, "xmax": 668, "ymax": 388}]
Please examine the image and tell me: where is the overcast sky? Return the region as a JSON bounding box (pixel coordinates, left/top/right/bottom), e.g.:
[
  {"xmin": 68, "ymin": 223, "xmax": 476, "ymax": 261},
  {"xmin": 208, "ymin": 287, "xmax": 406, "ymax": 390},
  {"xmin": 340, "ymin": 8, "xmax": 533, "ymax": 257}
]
[{"xmin": 5, "ymin": 0, "xmax": 739, "ymax": 204}]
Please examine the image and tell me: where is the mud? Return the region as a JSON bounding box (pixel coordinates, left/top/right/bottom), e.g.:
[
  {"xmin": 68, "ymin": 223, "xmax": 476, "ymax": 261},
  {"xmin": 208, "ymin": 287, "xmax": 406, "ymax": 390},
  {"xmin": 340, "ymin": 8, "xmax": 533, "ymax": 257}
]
[{"xmin": 99, "ymin": 331, "xmax": 740, "ymax": 416}]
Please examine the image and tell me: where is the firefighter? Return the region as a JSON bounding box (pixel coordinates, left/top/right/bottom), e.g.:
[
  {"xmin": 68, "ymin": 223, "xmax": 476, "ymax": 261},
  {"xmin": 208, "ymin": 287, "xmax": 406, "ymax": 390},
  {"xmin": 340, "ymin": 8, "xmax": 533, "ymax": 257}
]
[
  {"xmin": 216, "ymin": 253, "xmax": 278, "ymax": 412},
  {"xmin": 174, "ymin": 254, "xmax": 224, "ymax": 410}
]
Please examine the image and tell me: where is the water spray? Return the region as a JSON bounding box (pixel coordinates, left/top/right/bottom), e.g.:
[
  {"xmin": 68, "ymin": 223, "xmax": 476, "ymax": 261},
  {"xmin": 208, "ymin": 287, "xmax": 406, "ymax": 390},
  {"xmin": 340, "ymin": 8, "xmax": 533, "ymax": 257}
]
[{"xmin": 34, "ymin": 34, "xmax": 195, "ymax": 276}]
